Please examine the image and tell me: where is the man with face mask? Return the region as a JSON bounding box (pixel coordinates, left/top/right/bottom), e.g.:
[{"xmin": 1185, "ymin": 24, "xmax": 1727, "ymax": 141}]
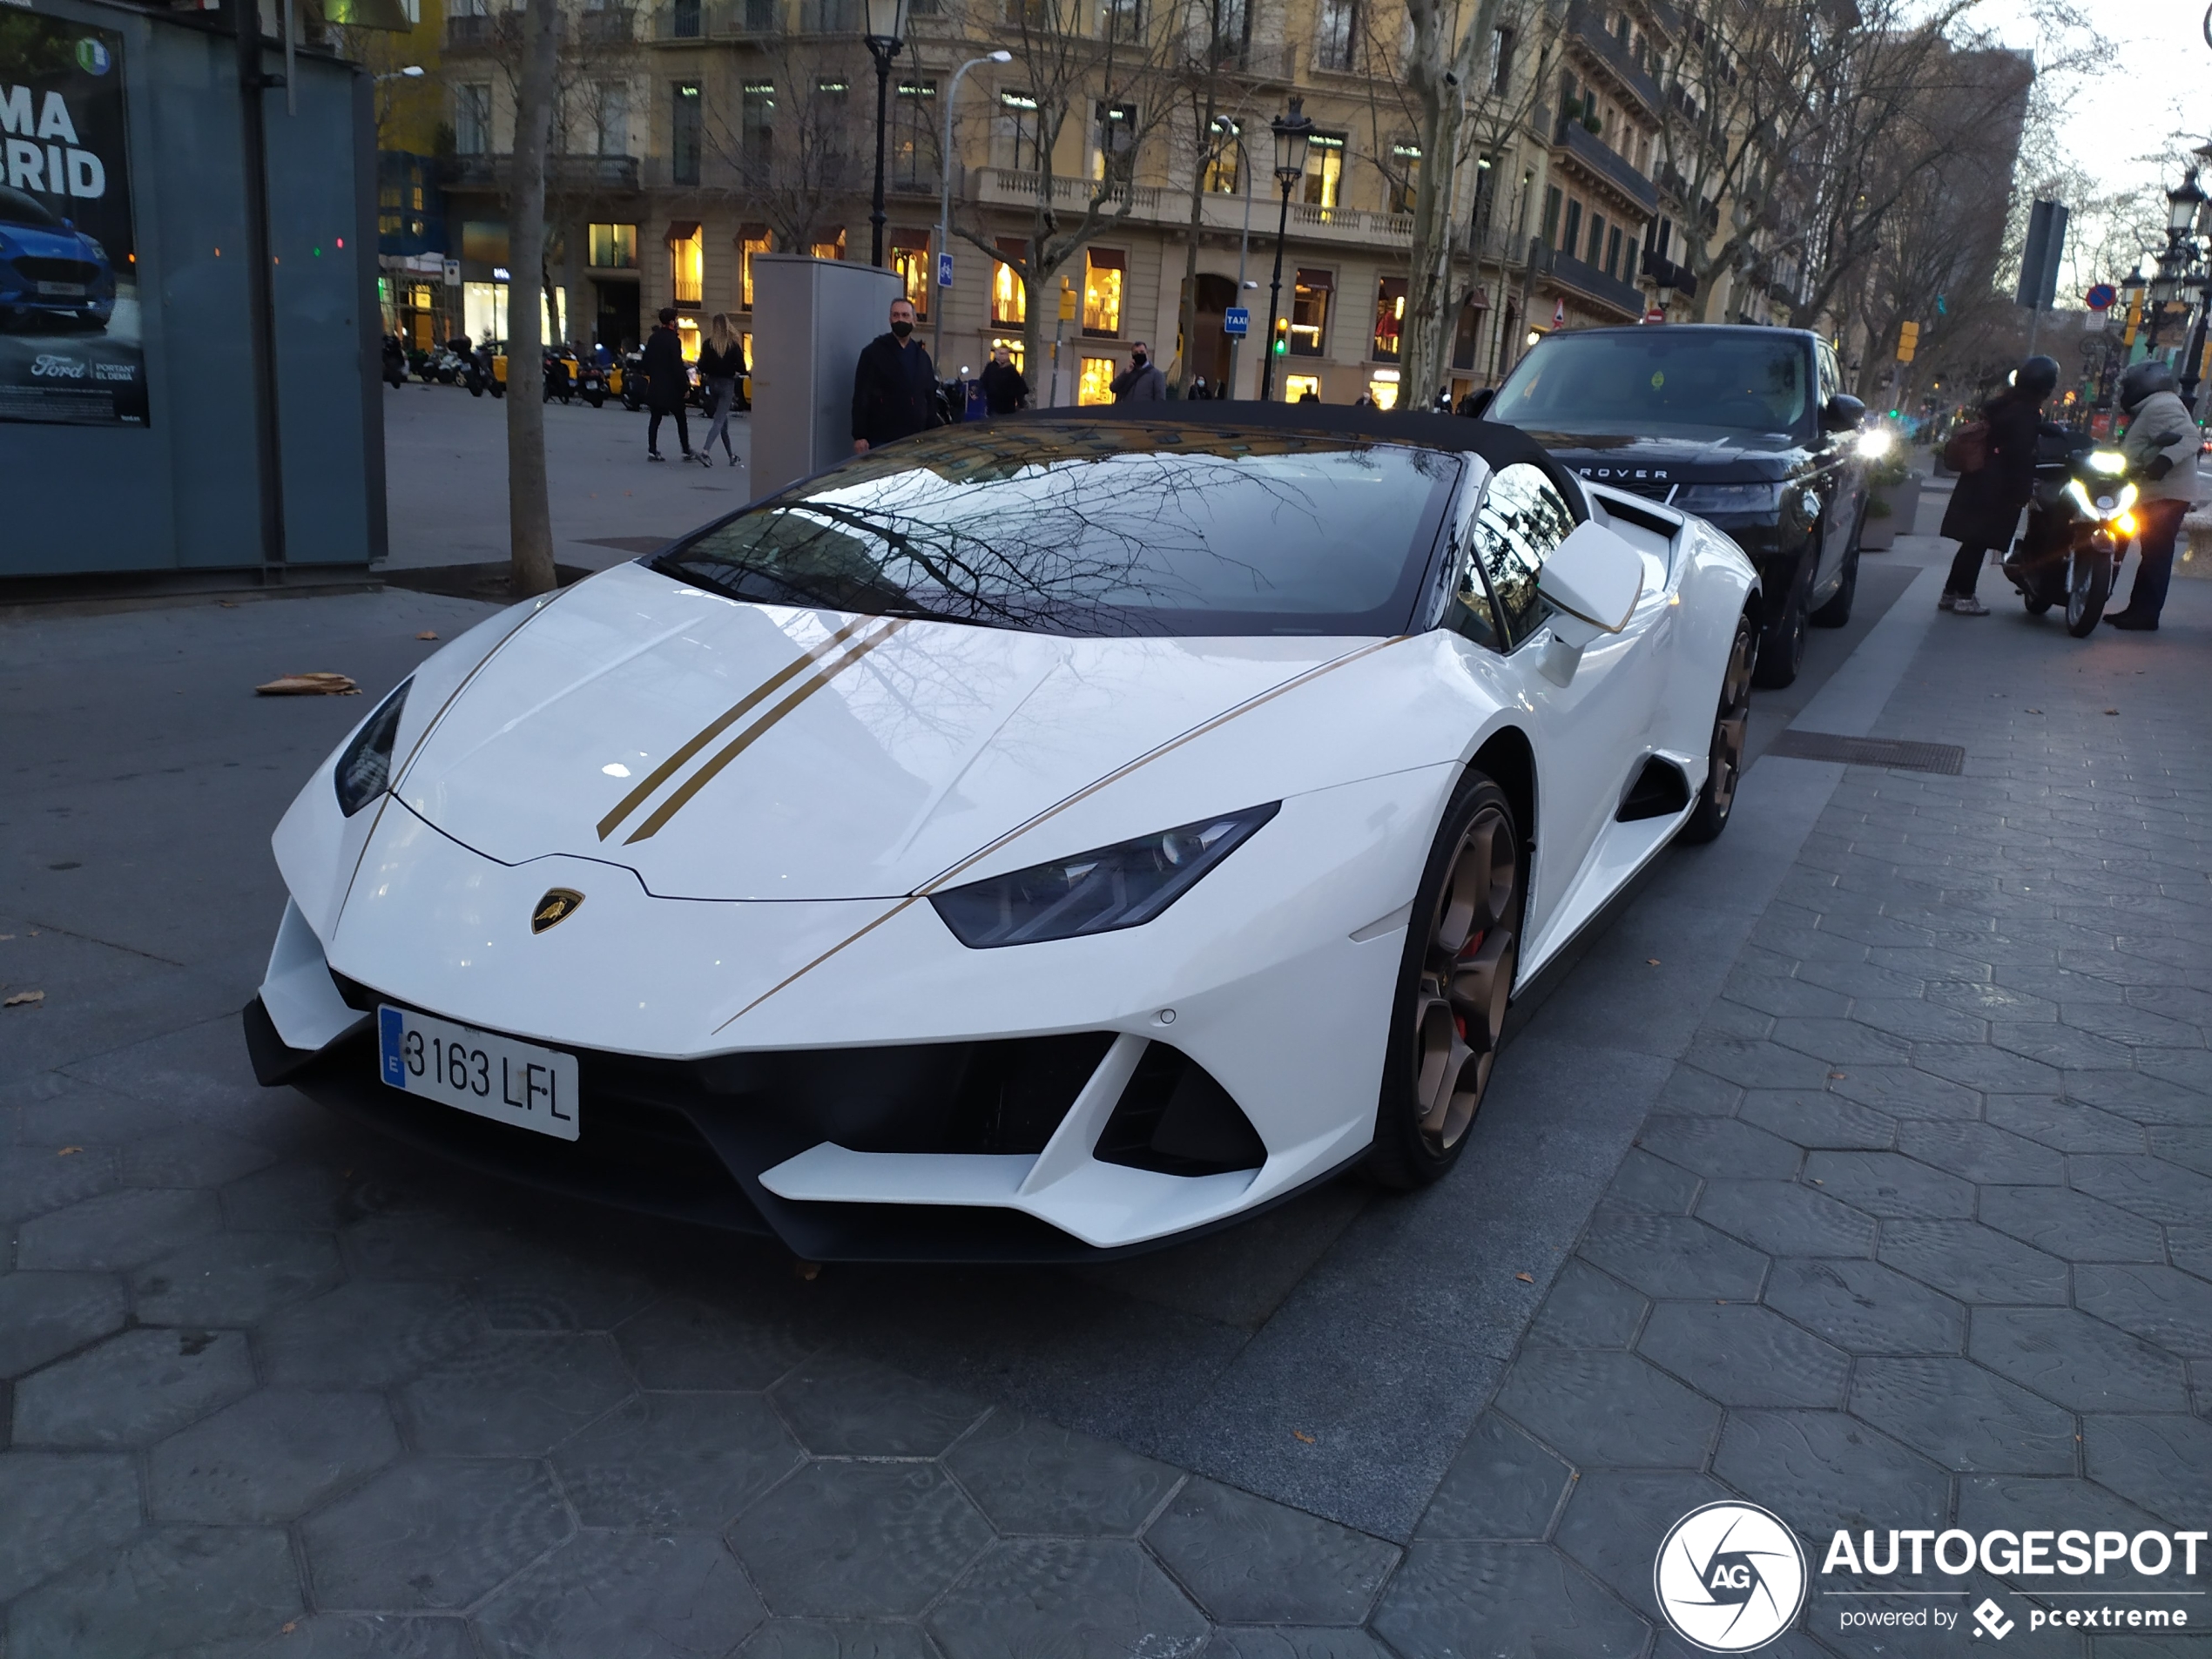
[
  {"xmin": 852, "ymin": 298, "xmax": 941, "ymax": 455},
  {"xmin": 1111, "ymin": 342, "xmax": 1167, "ymax": 403}
]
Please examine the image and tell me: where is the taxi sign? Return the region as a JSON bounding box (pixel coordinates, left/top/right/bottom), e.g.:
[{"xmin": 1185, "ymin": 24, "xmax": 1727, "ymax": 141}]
[{"xmin": 1224, "ymin": 307, "xmax": 1250, "ymax": 337}]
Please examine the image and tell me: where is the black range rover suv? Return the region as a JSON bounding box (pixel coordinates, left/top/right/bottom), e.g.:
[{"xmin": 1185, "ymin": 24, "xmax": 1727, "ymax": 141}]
[{"xmin": 1479, "ymin": 324, "xmax": 1871, "ymax": 689}]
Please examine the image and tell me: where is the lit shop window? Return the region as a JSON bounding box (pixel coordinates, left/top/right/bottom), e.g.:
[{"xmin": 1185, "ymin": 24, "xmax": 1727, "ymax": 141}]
[
  {"xmin": 1082, "ymin": 247, "xmax": 1124, "ymax": 337},
  {"xmin": 1282, "ymin": 373, "xmax": 1320, "ymax": 402},
  {"xmin": 1078, "ymin": 355, "xmax": 1116, "ymax": 404}
]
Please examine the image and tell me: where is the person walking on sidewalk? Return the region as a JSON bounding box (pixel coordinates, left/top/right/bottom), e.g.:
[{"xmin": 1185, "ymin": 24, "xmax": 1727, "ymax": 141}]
[
  {"xmin": 642, "ymin": 308, "xmax": 703, "ymax": 465},
  {"xmin": 2107, "ymin": 359, "xmax": 2203, "ymax": 631},
  {"xmin": 698, "ymin": 314, "xmax": 745, "ymax": 467},
  {"xmin": 1936, "ymin": 354, "xmax": 2059, "ymax": 615},
  {"xmin": 851, "ymin": 298, "xmax": 940, "ymax": 455},
  {"xmin": 1110, "ymin": 344, "xmax": 1166, "ymax": 404},
  {"xmin": 979, "ymin": 345, "xmax": 1029, "ymax": 415}
]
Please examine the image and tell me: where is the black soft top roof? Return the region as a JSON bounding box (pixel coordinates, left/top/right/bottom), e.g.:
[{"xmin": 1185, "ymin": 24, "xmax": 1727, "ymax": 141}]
[{"xmin": 1010, "ymin": 402, "xmax": 1583, "ymax": 511}]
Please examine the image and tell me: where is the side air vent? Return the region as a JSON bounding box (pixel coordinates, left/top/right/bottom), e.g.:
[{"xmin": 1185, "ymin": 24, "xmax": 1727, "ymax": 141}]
[
  {"xmin": 1617, "ymin": 755, "xmax": 1691, "ymax": 822},
  {"xmin": 1096, "ymin": 1044, "xmax": 1266, "ymax": 1177}
]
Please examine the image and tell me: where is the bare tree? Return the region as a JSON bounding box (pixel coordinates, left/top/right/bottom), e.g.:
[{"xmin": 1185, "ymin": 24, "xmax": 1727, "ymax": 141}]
[
  {"xmin": 506, "ymin": 0, "xmax": 559, "ymax": 596},
  {"xmin": 699, "ymin": 43, "xmax": 874, "ymax": 256}
]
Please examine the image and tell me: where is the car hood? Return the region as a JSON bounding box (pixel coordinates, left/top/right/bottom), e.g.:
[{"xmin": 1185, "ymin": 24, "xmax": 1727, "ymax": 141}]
[
  {"xmin": 393, "ymin": 561, "xmax": 1368, "ymax": 901},
  {"xmin": 1517, "ymin": 427, "xmax": 1806, "ymax": 485}
]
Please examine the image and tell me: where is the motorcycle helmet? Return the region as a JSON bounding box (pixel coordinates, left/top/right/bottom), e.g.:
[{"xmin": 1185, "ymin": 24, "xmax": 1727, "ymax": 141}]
[
  {"xmin": 2118, "ymin": 358, "xmax": 2176, "ymax": 413},
  {"xmin": 2012, "ymin": 354, "xmax": 2060, "ymax": 399}
]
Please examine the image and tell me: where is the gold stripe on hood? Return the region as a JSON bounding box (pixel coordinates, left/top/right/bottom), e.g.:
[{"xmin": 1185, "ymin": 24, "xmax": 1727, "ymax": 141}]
[
  {"xmin": 624, "ymin": 619, "xmax": 908, "ymax": 844},
  {"xmin": 597, "ymin": 614, "xmax": 873, "ymax": 842}
]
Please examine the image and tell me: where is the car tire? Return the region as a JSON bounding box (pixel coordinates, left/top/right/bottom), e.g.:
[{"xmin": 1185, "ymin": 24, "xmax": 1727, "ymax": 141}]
[
  {"xmin": 1366, "ymin": 772, "xmax": 1524, "ymax": 1190},
  {"xmin": 1682, "ymin": 609, "xmax": 1756, "ymax": 846},
  {"xmin": 1811, "ymin": 515, "xmax": 1861, "ymax": 628},
  {"xmin": 1751, "ymin": 556, "xmax": 1809, "ymax": 689}
]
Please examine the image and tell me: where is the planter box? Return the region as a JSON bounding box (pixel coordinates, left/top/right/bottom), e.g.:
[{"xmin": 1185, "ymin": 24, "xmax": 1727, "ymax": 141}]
[{"xmin": 1860, "ymin": 475, "xmax": 1921, "ymax": 550}]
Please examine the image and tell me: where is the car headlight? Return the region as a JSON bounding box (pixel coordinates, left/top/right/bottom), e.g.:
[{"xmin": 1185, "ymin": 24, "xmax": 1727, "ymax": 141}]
[
  {"xmin": 930, "ymin": 803, "xmax": 1280, "ymax": 948},
  {"xmin": 334, "ymin": 679, "xmax": 410, "ymax": 816},
  {"xmin": 1673, "ymin": 482, "xmax": 1779, "ymax": 514},
  {"xmin": 2085, "ymin": 449, "xmax": 2128, "ymax": 477}
]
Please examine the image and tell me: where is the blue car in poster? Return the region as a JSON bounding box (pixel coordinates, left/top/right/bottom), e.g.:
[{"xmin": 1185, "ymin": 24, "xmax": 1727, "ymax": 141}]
[{"xmin": 0, "ymin": 185, "xmax": 116, "ymax": 333}]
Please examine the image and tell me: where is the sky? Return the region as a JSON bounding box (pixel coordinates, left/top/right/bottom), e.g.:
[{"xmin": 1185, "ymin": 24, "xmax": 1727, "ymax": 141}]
[{"xmin": 1974, "ymin": 0, "xmax": 2211, "ymax": 194}]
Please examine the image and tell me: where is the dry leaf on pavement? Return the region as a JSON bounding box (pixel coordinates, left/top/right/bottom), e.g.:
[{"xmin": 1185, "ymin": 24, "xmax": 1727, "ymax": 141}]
[
  {"xmin": 3, "ymin": 989, "xmax": 44, "ymax": 1007},
  {"xmin": 255, "ymin": 673, "xmax": 361, "ymax": 697},
  {"xmin": 417, "ymin": 631, "xmax": 439, "ymax": 641}
]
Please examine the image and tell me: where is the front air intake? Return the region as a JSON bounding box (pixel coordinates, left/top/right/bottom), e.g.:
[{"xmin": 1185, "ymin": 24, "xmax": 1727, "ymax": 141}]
[{"xmin": 1096, "ymin": 1044, "xmax": 1266, "ymax": 1177}]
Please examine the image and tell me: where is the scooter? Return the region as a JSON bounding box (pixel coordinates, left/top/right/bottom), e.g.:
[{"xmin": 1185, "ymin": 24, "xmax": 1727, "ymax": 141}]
[
  {"xmin": 2000, "ymin": 437, "xmax": 2139, "ymax": 638},
  {"xmin": 576, "ymin": 359, "xmax": 610, "ymax": 408}
]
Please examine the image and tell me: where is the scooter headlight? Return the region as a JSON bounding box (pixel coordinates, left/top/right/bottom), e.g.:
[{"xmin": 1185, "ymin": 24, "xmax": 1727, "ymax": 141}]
[{"xmin": 2085, "ymin": 449, "xmax": 2128, "ymax": 477}]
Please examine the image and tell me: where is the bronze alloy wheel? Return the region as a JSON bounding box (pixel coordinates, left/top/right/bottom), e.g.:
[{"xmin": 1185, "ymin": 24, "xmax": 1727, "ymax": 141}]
[
  {"xmin": 1370, "ymin": 774, "xmax": 1523, "ymax": 1187},
  {"xmin": 1684, "ymin": 610, "xmax": 1755, "ymax": 845}
]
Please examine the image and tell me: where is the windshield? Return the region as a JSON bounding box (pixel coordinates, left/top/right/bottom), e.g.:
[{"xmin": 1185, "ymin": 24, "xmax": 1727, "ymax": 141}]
[
  {"xmin": 0, "ymin": 186, "xmax": 64, "ymax": 230},
  {"xmin": 653, "ymin": 424, "xmax": 1459, "ymax": 637},
  {"xmin": 1489, "ymin": 332, "xmax": 1812, "ymax": 442}
]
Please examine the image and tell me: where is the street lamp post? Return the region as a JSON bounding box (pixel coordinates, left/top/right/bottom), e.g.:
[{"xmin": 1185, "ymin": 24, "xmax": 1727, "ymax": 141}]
[
  {"xmin": 932, "ymin": 48, "xmax": 1011, "ymax": 374},
  {"xmin": 1258, "ymin": 98, "xmax": 1312, "ymax": 404},
  {"xmin": 861, "ymin": 0, "xmax": 910, "ymax": 269}
]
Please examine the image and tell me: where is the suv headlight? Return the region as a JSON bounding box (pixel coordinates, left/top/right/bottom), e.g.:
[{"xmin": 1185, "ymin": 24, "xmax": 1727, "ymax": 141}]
[
  {"xmin": 1673, "ymin": 482, "xmax": 1779, "ymax": 514},
  {"xmin": 334, "ymin": 679, "xmax": 411, "ymax": 816},
  {"xmin": 930, "ymin": 803, "xmax": 1280, "ymax": 948}
]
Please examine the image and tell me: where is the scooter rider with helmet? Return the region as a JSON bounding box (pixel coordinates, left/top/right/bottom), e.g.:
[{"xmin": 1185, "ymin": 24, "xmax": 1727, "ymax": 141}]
[{"xmin": 2106, "ymin": 359, "xmax": 2203, "ymax": 631}]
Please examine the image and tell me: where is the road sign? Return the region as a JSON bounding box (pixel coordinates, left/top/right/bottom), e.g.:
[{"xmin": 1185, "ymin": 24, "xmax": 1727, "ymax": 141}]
[
  {"xmin": 936, "ymin": 251, "xmax": 954, "ymax": 288},
  {"xmin": 2086, "ymin": 282, "xmax": 2116, "ymax": 310},
  {"xmin": 1643, "ymin": 307, "xmax": 1665, "ymax": 324},
  {"xmin": 442, "ymin": 259, "xmax": 461, "ymax": 287},
  {"xmin": 1223, "ymin": 307, "xmax": 1249, "ymax": 337},
  {"xmin": 1551, "ymin": 300, "xmax": 1566, "ymax": 328},
  {"xmin": 1058, "ymin": 279, "xmax": 1076, "ymax": 321},
  {"xmin": 2084, "ymin": 307, "xmax": 2107, "ymax": 333}
]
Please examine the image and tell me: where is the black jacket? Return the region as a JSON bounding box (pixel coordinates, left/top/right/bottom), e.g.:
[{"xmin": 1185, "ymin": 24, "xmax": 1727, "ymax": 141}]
[
  {"xmin": 1939, "ymin": 390, "xmax": 2042, "ymax": 548},
  {"xmin": 852, "ymin": 332, "xmax": 939, "ymax": 446},
  {"xmin": 698, "ymin": 341, "xmax": 744, "ymax": 381},
  {"xmin": 640, "ymin": 326, "xmax": 688, "ymax": 412},
  {"xmin": 979, "ymin": 360, "xmax": 1029, "ymax": 415}
]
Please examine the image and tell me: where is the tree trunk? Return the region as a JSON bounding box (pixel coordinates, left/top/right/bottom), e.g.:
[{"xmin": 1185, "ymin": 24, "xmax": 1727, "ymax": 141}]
[
  {"xmin": 1173, "ymin": 87, "xmax": 1215, "ymax": 396},
  {"xmin": 506, "ymin": 0, "xmax": 559, "ymax": 598}
]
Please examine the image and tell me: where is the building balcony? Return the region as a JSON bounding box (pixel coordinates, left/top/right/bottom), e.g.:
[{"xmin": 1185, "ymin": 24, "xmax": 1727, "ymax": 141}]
[
  {"xmin": 1552, "ymin": 115, "xmax": 1658, "ymax": 215},
  {"xmin": 579, "ymin": 5, "xmax": 637, "ymax": 41},
  {"xmin": 444, "ymin": 152, "xmax": 644, "ymax": 194},
  {"xmin": 965, "ymin": 165, "xmax": 1413, "ymax": 247},
  {"xmin": 442, "ymin": 11, "xmax": 502, "ymax": 49},
  {"xmin": 1564, "ymin": 0, "xmax": 1661, "ymax": 115},
  {"xmin": 1538, "ymin": 244, "xmax": 1645, "ymax": 320}
]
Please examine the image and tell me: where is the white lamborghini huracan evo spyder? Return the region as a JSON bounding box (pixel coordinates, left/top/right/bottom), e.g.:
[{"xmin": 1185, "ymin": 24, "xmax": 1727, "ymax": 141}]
[{"xmin": 246, "ymin": 407, "xmax": 1757, "ymax": 1261}]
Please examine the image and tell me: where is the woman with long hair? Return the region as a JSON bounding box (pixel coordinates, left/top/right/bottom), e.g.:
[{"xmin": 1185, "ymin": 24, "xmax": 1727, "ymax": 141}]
[{"xmin": 698, "ymin": 313, "xmax": 745, "ymax": 466}]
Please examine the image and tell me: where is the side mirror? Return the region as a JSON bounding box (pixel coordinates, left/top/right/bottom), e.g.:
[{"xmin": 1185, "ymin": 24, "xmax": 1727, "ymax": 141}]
[
  {"xmin": 1535, "ymin": 520, "xmax": 1645, "ymax": 685},
  {"xmin": 1461, "ymin": 388, "xmax": 1495, "ymax": 419},
  {"xmin": 1823, "ymin": 394, "xmax": 1866, "ymax": 432}
]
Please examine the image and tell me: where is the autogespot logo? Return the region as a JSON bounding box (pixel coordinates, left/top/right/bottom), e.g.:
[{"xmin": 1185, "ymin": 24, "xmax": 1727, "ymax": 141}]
[{"xmin": 1656, "ymin": 1501, "xmax": 1810, "ymax": 1653}]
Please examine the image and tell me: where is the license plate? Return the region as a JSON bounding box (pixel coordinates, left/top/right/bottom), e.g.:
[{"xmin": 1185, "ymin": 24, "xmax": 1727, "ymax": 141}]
[
  {"xmin": 377, "ymin": 1005, "xmax": 579, "ymax": 1141},
  {"xmin": 36, "ymin": 281, "xmax": 85, "ymax": 297}
]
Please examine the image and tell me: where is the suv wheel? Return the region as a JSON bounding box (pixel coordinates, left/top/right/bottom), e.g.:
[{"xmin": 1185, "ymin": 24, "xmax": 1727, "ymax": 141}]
[{"xmin": 1752, "ymin": 557, "xmax": 1809, "ymax": 689}]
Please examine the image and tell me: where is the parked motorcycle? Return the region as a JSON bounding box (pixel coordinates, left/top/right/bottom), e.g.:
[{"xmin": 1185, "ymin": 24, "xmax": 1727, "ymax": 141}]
[
  {"xmin": 618, "ymin": 347, "xmax": 646, "ymax": 411},
  {"xmin": 543, "ymin": 348, "xmax": 575, "ymax": 405},
  {"xmin": 2000, "ymin": 437, "xmax": 2139, "ymax": 637},
  {"xmin": 381, "ymin": 335, "xmax": 407, "ymax": 389},
  {"xmin": 576, "ymin": 358, "xmax": 610, "ymax": 408}
]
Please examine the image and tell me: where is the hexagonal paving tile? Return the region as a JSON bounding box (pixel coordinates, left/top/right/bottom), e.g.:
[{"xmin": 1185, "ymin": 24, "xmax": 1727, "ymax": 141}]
[
  {"xmin": 929, "ymin": 1539, "xmax": 1208, "ymax": 1659},
  {"xmin": 12, "ymin": 1325, "xmax": 253, "ymax": 1448},
  {"xmin": 1144, "ymin": 1477, "xmax": 1397, "ymax": 1624},
  {"xmin": 1553, "ymin": 1468, "xmax": 1730, "ymax": 1624},
  {"xmin": 396, "ymin": 1331, "xmax": 636, "ymax": 1457},
  {"xmin": 6, "ymin": 1525, "xmax": 300, "ymax": 1657},
  {"xmin": 14, "ymin": 1187, "xmax": 222, "ymax": 1272},
  {"xmin": 1984, "ymin": 1095, "xmax": 2144, "ymax": 1154},
  {"xmin": 613, "ymin": 1293, "xmax": 819, "ymax": 1392},
  {"xmin": 127, "ymin": 1230, "xmax": 343, "ymax": 1327},
  {"xmin": 1372, "ymin": 1541, "xmax": 1648, "ymax": 1658},
  {"xmin": 0, "ymin": 1449, "xmax": 140, "ymax": 1601},
  {"xmin": 255, "ymin": 1279, "xmax": 482, "ymax": 1391},
  {"xmin": 942, "ymin": 1409, "xmax": 1177, "ymax": 1538},
  {"xmin": 475, "ymin": 1530, "xmax": 768, "ymax": 1658},
  {"xmin": 2067, "ymin": 1157, "xmax": 2212, "ymax": 1227},
  {"xmin": 2073, "ymin": 1264, "xmax": 2212, "ymax": 1358},
  {"xmin": 1523, "ymin": 1261, "xmax": 1647, "ymax": 1350},
  {"xmin": 1802, "ymin": 1152, "xmax": 1974, "ymax": 1219},
  {"xmin": 0, "ymin": 1271, "xmax": 128, "ymax": 1379},
  {"xmin": 1878, "ymin": 1220, "xmax": 2070, "ymax": 1305},
  {"xmin": 0, "ymin": 1143, "xmax": 118, "ymax": 1227},
  {"xmin": 1696, "ymin": 1178, "xmax": 1878, "ymax": 1258},
  {"xmin": 147, "ymin": 1390, "xmax": 400, "ymax": 1523},
  {"xmin": 1415, "ymin": 1411, "xmax": 1573, "ymax": 1541},
  {"xmin": 1892, "ymin": 1121, "xmax": 2065, "ymax": 1184},
  {"xmin": 1825, "ymin": 1067, "xmax": 1982, "ymax": 1121},
  {"xmin": 238, "ymin": 1613, "xmax": 480, "ymax": 1657},
  {"xmin": 301, "ymin": 1457, "xmax": 572, "ymax": 1612},
  {"xmin": 1637, "ymin": 1303, "xmax": 1849, "ymax": 1408},
  {"xmin": 1713, "ymin": 1409, "xmax": 1948, "ymax": 1538},
  {"xmin": 729, "ymin": 1462, "xmax": 992, "ymax": 1619},
  {"xmin": 769, "ymin": 1354, "xmax": 988, "ymax": 1459},
  {"xmin": 1968, "ymin": 1307, "xmax": 2190, "ymax": 1413},
  {"xmin": 735, "ymin": 1622, "xmax": 945, "ymax": 1659},
  {"xmin": 551, "ymin": 1391, "xmax": 802, "ymax": 1530},
  {"xmin": 2083, "ymin": 1413, "xmax": 2212, "ymax": 1525},
  {"xmin": 1976, "ymin": 1184, "xmax": 2163, "ymax": 1263},
  {"xmin": 1495, "ymin": 1349, "xmax": 1721, "ymax": 1470},
  {"xmin": 1848, "ymin": 1358, "xmax": 2075, "ymax": 1474},
  {"xmin": 1736, "ymin": 1089, "xmax": 1898, "ymax": 1151},
  {"xmin": 118, "ymin": 1125, "xmax": 277, "ymax": 1190},
  {"xmin": 1635, "ymin": 1117, "xmax": 1803, "ymax": 1181},
  {"xmin": 1575, "ymin": 1214, "xmax": 1768, "ymax": 1302}
]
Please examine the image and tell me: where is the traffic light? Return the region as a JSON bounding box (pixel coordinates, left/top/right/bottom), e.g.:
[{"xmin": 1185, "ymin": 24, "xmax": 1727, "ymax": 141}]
[
  {"xmin": 1272, "ymin": 317, "xmax": 1287, "ymax": 354},
  {"xmin": 1896, "ymin": 321, "xmax": 1919, "ymax": 363}
]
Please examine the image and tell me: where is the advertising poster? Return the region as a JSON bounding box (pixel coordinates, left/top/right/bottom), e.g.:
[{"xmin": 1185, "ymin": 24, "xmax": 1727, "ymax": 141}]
[{"xmin": 0, "ymin": 10, "xmax": 146, "ymax": 425}]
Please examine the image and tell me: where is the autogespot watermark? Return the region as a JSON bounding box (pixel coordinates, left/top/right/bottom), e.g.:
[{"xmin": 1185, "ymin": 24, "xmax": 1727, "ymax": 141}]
[{"xmin": 1657, "ymin": 1514, "xmax": 2208, "ymax": 1649}]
